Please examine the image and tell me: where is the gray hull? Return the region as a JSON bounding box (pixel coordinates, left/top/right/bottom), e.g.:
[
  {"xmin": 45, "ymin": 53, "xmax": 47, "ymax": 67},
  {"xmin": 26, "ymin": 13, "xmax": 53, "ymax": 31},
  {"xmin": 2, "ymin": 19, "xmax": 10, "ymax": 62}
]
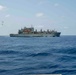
[{"xmin": 10, "ymin": 33, "xmax": 61, "ymax": 37}]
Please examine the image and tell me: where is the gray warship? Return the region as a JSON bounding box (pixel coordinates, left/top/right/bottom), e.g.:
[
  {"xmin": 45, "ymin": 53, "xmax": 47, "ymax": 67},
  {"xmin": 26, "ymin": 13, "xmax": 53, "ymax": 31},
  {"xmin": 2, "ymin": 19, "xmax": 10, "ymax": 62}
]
[{"xmin": 10, "ymin": 27, "xmax": 61, "ymax": 37}]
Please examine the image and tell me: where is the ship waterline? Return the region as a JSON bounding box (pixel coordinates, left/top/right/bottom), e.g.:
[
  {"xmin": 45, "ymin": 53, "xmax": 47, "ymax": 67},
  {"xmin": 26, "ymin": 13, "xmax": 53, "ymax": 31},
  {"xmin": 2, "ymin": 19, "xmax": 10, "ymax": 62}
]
[{"xmin": 10, "ymin": 27, "xmax": 61, "ymax": 37}]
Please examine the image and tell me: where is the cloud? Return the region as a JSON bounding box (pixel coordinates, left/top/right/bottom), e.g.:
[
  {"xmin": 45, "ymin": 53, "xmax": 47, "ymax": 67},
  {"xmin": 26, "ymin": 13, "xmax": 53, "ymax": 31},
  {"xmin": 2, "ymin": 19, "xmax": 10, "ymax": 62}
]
[
  {"xmin": 61, "ymin": 15, "xmax": 65, "ymax": 18},
  {"xmin": 36, "ymin": 25, "xmax": 43, "ymax": 28},
  {"xmin": 38, "ymin": 1, "xmax": 44, "ymax": 5},
  {"xmin": 0, "ymin": 5, "xmax": 6, "ymax": 11},
  {"xmin": 36, "ymin": 13, "xmax": 44, "ymax": 17},
  {"xmin": 38, "ymin": 1, "xmax": 46, "ymax": 5},
  {"xmin": 54, "ymin": 3, "xmax": 59, "ymax": 7},
  {"xmin": 64, "ymin": 26, "xmax": 68, "ymax": 29},
  {"xmin": 5, "ymin": 14, "xmax": 10, "ymax": 18}
]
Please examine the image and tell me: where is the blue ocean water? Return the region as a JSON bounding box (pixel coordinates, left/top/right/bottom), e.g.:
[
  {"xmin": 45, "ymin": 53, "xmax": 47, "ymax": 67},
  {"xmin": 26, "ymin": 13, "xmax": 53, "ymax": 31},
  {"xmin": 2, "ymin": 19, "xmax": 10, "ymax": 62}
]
[{"xmin": 0, "ymin": 36, "xmax": 76, "ymax": 75}]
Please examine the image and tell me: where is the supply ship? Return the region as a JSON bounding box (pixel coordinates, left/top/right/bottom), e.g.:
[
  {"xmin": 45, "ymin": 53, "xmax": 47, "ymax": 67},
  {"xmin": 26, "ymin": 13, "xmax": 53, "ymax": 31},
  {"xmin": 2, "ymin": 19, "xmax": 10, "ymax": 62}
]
[{"xmin": 10, "ymin": 27, "xmax": 61, "ymax": 37}]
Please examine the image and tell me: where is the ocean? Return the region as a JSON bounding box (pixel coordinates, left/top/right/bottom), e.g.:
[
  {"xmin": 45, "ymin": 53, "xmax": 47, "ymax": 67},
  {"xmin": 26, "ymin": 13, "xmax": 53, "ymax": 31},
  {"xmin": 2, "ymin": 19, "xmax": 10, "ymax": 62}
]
[{"xmin": 0, "ymin": 36, "xmax": 76, "ymax": 75}]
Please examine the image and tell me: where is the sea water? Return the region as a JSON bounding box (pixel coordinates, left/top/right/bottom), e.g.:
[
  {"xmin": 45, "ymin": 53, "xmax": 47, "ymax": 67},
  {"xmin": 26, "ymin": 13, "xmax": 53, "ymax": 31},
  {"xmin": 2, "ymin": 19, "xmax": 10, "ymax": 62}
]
[{"xmin": 0, "ymin": 36, "xmax": 76, "ymax": 75}]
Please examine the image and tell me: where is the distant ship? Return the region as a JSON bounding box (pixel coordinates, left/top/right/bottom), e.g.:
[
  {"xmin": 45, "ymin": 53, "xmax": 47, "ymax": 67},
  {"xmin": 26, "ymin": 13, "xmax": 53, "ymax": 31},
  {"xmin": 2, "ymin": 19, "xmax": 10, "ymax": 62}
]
[{"xmin": 10, "ymin": 27, "xmax": 61, "ymax": 37}]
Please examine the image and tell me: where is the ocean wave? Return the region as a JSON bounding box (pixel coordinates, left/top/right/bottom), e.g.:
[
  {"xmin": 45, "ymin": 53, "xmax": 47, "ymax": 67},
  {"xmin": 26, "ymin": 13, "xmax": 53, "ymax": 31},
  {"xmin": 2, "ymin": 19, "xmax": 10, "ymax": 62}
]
[
  {"xmin": 0, "ymin": 36, "xmax": 76, "ymax": 75},
  {"xmin": 52, "ymin": 69, "xmax": 76, "ymax": 75},
  {"xmin": 29, "ymin": 52, "xmax": 50, "ymax": 57},
  {"xmin": 0, "ymin": 50, "xmax": 20, "ymax": 55}
]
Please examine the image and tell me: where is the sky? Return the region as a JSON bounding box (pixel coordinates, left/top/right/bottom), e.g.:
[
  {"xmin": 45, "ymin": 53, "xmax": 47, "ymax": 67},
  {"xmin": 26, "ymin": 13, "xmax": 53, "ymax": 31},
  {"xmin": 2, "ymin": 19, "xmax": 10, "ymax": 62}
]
[{"xmin": 0, "ymin": 0, "xmax": 76, "ymax": 35}]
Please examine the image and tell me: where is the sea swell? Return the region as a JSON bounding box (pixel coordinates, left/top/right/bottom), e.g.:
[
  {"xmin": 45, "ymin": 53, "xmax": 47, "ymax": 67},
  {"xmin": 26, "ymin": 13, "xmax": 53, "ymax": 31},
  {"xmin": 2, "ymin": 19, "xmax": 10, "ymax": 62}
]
[{"xmin": 0, "ymin": 36, "xmax": 76, "ymax": 75}]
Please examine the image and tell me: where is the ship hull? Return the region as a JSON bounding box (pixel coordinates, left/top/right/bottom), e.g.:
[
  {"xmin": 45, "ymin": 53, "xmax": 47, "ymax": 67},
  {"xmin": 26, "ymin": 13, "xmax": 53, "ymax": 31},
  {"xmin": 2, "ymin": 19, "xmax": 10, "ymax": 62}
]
[{"xmin": 10, "ymin": 32, "xmax": 61, "ymax": 37}]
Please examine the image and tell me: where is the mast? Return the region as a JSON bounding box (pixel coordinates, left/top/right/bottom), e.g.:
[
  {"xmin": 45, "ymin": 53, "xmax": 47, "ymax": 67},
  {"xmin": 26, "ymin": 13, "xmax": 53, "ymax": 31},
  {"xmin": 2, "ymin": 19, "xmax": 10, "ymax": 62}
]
[{"xmin": 2, "ymin": 21, "xmax": 4, "ymax": 25}]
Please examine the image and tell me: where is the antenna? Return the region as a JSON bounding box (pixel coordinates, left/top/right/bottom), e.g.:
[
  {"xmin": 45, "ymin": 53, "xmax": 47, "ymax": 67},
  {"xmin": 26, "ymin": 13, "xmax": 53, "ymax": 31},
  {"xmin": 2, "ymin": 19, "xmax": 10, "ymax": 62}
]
[
  {"xmin": 31, "ymin": 24, "xmax": 33, "ymax": 28},
  {"xmin": 2, "ymin": 21, "xmax": 4, "ymax": 25}
]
